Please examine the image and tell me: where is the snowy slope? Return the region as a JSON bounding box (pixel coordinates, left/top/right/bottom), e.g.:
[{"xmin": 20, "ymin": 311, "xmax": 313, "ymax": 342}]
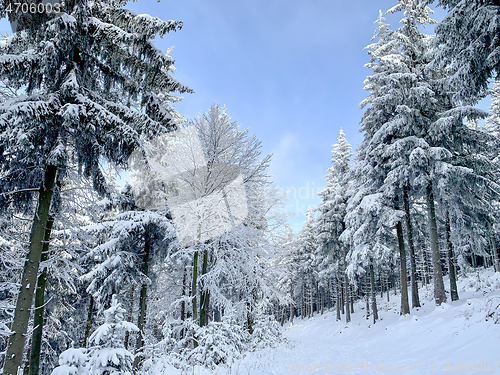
[{"xmin": 153, "ymin": 270, "xmax": 500, "ymax": 375}]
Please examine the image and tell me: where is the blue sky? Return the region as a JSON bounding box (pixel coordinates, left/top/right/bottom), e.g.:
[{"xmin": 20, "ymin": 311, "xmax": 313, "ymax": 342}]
[
  {"xmin": 119, "ymin": 0, "xmax": 447, "ymax": 233},
  {"xmin": 0, "ymin": 1, "xmax": 485, "ymax": 232}
]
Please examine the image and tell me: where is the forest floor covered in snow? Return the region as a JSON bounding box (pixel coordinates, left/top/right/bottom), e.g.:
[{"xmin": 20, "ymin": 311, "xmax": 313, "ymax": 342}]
[{"xmin": 159, "ymin": 269, "xmax": 500, "ymax": 375}]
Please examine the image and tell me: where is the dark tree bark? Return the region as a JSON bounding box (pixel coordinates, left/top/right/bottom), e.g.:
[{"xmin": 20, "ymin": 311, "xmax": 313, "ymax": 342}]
[
  {"xmin": 403, "ymin": 184, "xmax": 420, "ymax": 308},
  {"xmin": 350, "ymin": 285, "xmax": 354, "ymax": 313},
  {"xmin": 336, "ymin": 282, "xmax": 341, "ymax": 321},
  {"xmin": 199, "ymin": 248, "xmax": 209, "ymax": 327},
  {"xmin": 124, "ymin": 286, "xmax": 134, "ymax": 350},
  {"xmin": 340, "ymin": 282, "xmax": 345, "ymax": 315},
  {"xmin": 426, "ymin": 181, "xmax": 447, "ymax": 305},
  {"xmin": 134, "ymin": 228, "xmax": 151, "ymax": 369},
  {"xmin": 488, "ymin": 222, "xmax": 500, "ymax": 272},
  {"xmin": 246, "ymin": 301, "xmax": 254, "ymax": 334},
  {"xmin": 29, "ymin": 215, "xmax": 54, "ymax": 375},
  {"xmin": 445, "ymin": 211, "xmax": 459, "ymax": 301},
  {"xmin": 191, "ymin": 250, "xmax": 199, "ymax": 322},
  {"xmin": 83, "ymin": 295, "xmax": 94, "ymax": 347},
  {"xmin": 290, "ymin": 282, "xmax": 295, "ymax": 324},
  {"xmin": 369, "ymin": 258, "xmax": 379, "ymax": 324},
  {"xmin": 395, "ymin": 195, "xmax": 410, "ymax": 315},
  {"xmin": 365, "ymin": 277, "xmax": 370, "ymax": 320},
  {"xmin": 4, "ymin": 165, "xmax": 57, "ymax": 375},
  {"xmin": 343, "ymin": 245, "xmax": 351, "ymax": 323},
  {"xmin": 422, "ymin": 246, "xmax": 431, "ymax": 286}
]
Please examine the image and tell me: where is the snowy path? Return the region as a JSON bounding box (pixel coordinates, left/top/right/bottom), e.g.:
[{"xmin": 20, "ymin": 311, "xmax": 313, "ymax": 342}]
[
  {"xmin": 162, "ymin": 271, "xmax": 500, "ymax": 375},
  {"xmin": 226, "ymin": 273, "xmax": 500, "ymax": 375}
]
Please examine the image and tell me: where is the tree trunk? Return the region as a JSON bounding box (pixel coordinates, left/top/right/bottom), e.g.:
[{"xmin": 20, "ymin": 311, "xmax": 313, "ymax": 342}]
[
  {"xmin": 422, "ymin": 246, "xmax": 430, "ymax": 286},
  {"xmin": 403, "ymin": 184, "xmax": 420, "ymax": 308},
  {"xmin": 426, "ymin": 181, "xmax": 447, "ymax": 305},
  {"xmin": 246, "ymin": 301, "xmax": 254, "ymax": 334},
  {"xmin": 344, "ymin": 272, "xmax": 351, "ymax": 323},
  {"xmin": 134, "ymin": 228, "xmax": 151, "ymax": 370},
  {"xmin": 350, "ymin": 285, "xmax": 354, "ymax": 313},
  {"xmin": 3, "ymin": 165, "xmax": 57, "ymax": 375},
  {"xmin": 199, "ymin": 248, "xmax": 209, "ymax": 327},
  {"xmin": 336, "ymin": 282, "xmax": 341, "ymax": 321},
  {"xmin": 488, "ymin": 223, "xmax": 500, "ymax": 272},
  {"xmin": 83, "ymin": 295, "xmax": 94, "ymax": 347},
  {"xmin": 395, "ymin": 195, "xmax": 410, "ymax": 315},
  {"xmin": 290, "ymin": 282, "xmax": 294, "ymax": 324},
  {"xmin": 445, "ymin": 211, "xmax": 459, "ymax": 301},
  {"xmin": 340, "ymin": 281, "xmax": 345, "ymax": 315},
  {"xmin": 342, "ymin": 245, "xmax": 351, "ymax": 323},
  {"xmin": 191, "ymin": 250, "xmax": 199, "ymax": 323},
  {"xmin": 369, "ymin": 258, "xmax": 379, "ymax": 324},
  {"xmin": 124, "ymin": 286, "xmax": 134, "ymax": 350},
  {"xmin": 365, "ymin": 277, "xmax": 370, "ymax": 320},
  {"xmin": 386, "ymin": 275, "xmax": 390, "ymax": 302},
  {"xmin": 29, "ymin": 215, "xmax": 54, "ymax": 375}
]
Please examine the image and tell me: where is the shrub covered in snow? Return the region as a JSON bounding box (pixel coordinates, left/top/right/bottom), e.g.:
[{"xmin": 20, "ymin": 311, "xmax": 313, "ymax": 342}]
[
  {"xmin": 50, "ymin": 348, "xmax": 88, "ymax": 375},
  {"xmin": 147, "ymin": 308, "xmax": 284, "ymax": 372},
  {"xmin": 87, "ymin": 296, "xmax": 139, "ymax": 375}
]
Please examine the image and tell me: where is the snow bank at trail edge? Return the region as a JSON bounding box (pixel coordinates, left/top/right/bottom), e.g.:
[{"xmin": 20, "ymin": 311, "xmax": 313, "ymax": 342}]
[{"xmin": 151, "ymin": 269, "xmax": 500, "ymax": 375}]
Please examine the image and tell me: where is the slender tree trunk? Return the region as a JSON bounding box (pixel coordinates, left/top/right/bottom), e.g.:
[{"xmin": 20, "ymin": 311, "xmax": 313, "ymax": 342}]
[
  {"xmin": 310, "ymin": 282, "xmax": 314, "ymax": 317},
  {"xmin": 83, "ymin": 295, "xmax": 94, "ymax": 347},
  {"xmin": 290, "ymin": 282, "xmax": 294, "ymax": 324},
  {"xmin": 445, "ymin": 211, "xmax": 459, "ymax": 301},
  {"xmin": 340, "ymin": 281, "xmax": 345, "ymax": 315},
  {"xmin": 134, "ymin": 229, "xmax": 151, "ymax": 369},
  {"xmin": 343, "ymin": 245, "xmax": 351, "ymax": 323},
  {"xmin": 344, "ymin": 272, "xmax": 351, "ymax": 323},
  {"xmin": 426, "ymin": 181, "xmax": 447, "ymax": 305},
  {"xmin": 422, "ymin": 246, "xmax": 430, "ymax": 286},
  {"xmin": 369, "ymin": 258, "xmax": 379, "ymax": 324},
  {"xmin": 379, "ymin": 272, "xmax": 383, "ymax": 298},
  {"xmin": 386, "ymin": 275, "xmax": 390, "ymax": 302},
  {"xmin": 350, "ymin": 285, "xmax": 354, "ymax": 313},
  {"xmin": 336, "ymin": 283, "xmax": 341, "ymax": 321},
  {"xmin": 181, "ymin": 267, "xmax": 187, "ymax": 321},
  {"xmin": 29, "ymin": 215, "xmax": 54, "ymax": 375},
  {"xmin": 199, "ymin": 248, "xmax": 209, "ymax": 327},
  {"xmin": 191, "ymin": 250, "xmax": 199, "ymax": 323},
  {"xmin": 124, "ymin": 286, "xmax": 134, "ymax": 350},
  {"xmin": 4, "ymin": 165, "xmax": 57, "ymax": 375},
  {"xmin": 246, "ymin": 301, "xmax": 254, "ymax": 334},
  {"xmin": 365, "ymin": 277, "xmax": 370, "ymax": 320},
  {"xmin": 395, "ymin": 195, "xmax": 410, "ymax": 315},
  {"xmin": 403, "ymin": 184, "xmax": 420, "ymax": 308}
]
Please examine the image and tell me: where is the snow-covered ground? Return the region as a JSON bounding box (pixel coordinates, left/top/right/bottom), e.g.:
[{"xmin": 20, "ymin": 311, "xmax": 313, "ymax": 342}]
[{"xmin": 159, "ymin": 270, "xmax": 500, "ymax": 375}]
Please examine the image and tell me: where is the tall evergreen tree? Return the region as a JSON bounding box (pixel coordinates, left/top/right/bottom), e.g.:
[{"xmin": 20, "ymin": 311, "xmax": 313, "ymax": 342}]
[
  {"xmin": 316, "ymin": 129, "xmax": 353, "ymax": 322},
  {"xmin": 0, "ymin": 0, "xmax": 191, "ymax": 372}
]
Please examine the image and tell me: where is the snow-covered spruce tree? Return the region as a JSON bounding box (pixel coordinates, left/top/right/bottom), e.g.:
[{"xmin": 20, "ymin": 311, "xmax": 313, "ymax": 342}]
[
  {"xmin": 87, "ymin": 295, "xmax": 139, "ymax": 375},
  {"xmin": 0, "ymin": 1, "xmax": 191, "ymax": 372},
  {"xmin": 420, "ymin": 0, "xmax": 500, "ymax": 104},
  {"xmin": 342, "ymin": 8, "xmax": 412, "ymax": 314},
  {"xmin": 315, "ymin": 129, "xmax": 353, "ymax": 322},
  {"xmin": 80, "ymin": 197, "xmax": 177, "ymax": 371},
  {"xmin": 27, "ymin": 169, "xmax": 142, "ymax": 374},
  {"xmin": 344, "ymin": 2, "xmax": 491, "ymax": 310}
]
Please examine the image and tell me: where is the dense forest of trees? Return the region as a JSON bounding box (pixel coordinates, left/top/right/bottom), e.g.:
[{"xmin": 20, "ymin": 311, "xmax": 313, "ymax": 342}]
[{"xmin": 1, "ymin": 0, "xmax": 500, "ymax": 373}]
